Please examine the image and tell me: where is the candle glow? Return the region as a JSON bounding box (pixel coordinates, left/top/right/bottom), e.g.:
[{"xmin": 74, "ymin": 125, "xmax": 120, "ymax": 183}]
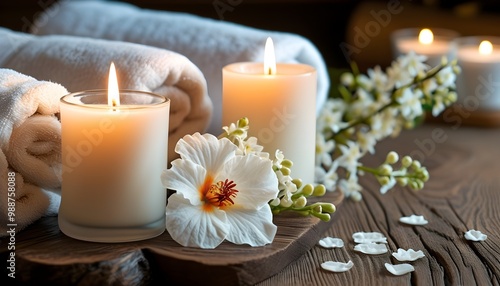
[
  {"xmin": 418, "ymin": 29, "xmax": 434, "ymax": 45},
  {"xmin": 264, "ymin": 37, "xmax": 276, "ymax": 75},
  {"xmin": 479, "ymin": 40, "xmax": 493, "ymax": 55},
  {"xmin": 107, "ymin": 62, "xmax": 120, "ymax": 107}
]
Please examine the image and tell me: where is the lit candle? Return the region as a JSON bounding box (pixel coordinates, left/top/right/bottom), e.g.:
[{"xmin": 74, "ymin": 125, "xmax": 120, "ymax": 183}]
[
  {"xmin": 455, "ymin": 37, "xmax": 500, "ymax": 109},
  {"xmin": 222, "ymin": 38, "xmax": 316, "ymax": 184},
  {"xmin": 391, "ymin": 28, "xmax": 459, "ymax": 66},
  {"xmin": 58, "ymin": 63, "xmax": 170, "ymax": 242}
]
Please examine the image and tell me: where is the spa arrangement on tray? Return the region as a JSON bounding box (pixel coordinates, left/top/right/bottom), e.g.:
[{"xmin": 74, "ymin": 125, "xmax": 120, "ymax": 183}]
[{"xmin": 0, "ymin": 0, "xmax": 462, "ymax": 249}]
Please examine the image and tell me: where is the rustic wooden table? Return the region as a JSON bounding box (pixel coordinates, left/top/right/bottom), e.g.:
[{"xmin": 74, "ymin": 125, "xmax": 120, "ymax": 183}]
[
  {"xmin": 260, "ymin": 122, "xmax": 500, "ymax": 286},
  {"xmin": 2, "ymin": 123, "xmax": 499, "ymax": 285}
]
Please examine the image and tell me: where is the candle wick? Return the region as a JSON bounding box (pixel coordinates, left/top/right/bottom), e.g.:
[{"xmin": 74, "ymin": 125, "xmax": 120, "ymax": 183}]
[
  {"xmin": 112, "ymin": 99, "xmax": 118, "ymax": 107},
  {"xmin": 267, "ymin": 67, "xmax": 272, "ymax": 75}
]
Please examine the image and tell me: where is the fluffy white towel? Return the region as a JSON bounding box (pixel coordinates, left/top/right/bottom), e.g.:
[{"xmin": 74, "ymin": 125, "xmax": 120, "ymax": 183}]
[
  {"xmin": 32, "ymin": 0, "xmax": 330, "ymax": 135},
  {"xmin": 0, "ymin": 68, "xmax": 68, "ymax": 188},
  {"xmin": 0, "ymin": 27, "xmax": 213, "ymax": 162},
  {"xmin": 7, "ymin": 115, "xmax": 62, "ymax": 189},
  {"xmin": 0, "ymin": 149, "xmax": 61, "ymax": 236}
]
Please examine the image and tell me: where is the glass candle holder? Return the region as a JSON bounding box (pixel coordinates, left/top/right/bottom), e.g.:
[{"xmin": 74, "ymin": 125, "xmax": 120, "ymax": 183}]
[
  {"xmin": 59, "ymin": 90, "xmax": 170, "ymax": 242},
  {"xmin": 454, "ymin": 36, "xmax": 500, "ymax": 110},
  {"xmin": 391, "ymin": 28, "xmax": 460, "ymax": 66}
]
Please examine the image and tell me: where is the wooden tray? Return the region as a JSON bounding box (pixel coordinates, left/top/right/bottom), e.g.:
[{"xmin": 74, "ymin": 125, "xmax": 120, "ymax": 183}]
[{"xmin": 1, "ymin": 191, "xmax": 343, "ymax": 286}]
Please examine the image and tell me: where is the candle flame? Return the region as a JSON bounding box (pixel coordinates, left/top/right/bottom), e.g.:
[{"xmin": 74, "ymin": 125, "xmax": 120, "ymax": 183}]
[
  {"xmin": 479, "ymin": 40, "xmax": 493, "ymax": 55},
  {"xmin": 108, "ymin": 62, "xmax": 120, "ymax": 107},
  {"xmin": 264, "ymin": 37, "xmax": 276, "ymax": 75},
  {"xmin": 418, "ymin": 28, "xmax": 434, "ymax": 45}
]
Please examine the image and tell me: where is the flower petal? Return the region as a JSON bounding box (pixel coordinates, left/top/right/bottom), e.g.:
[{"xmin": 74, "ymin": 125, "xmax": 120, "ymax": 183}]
[
  {"xmin": 218, "ymin": 154, "xmax": 278, "ymax": 209},
  {"xmin": 165, "ymin": 194, "xmax": 229, "ymax": 249},
  {"xmin": 392, "ymin": 248, "xmax": 425, "ymax": 261},
  {"xmin": 318, "ymin": 237, "xmax": 344, "ymax": 248},
  {"xmin": 162, "ymin": 159, "xmax": 207, "ymax": 205},
  {"xmin": 175, "ymin": 133, "xmax": 237, "ymax": 174},
  {"xmin": 464, "ymin": 229, "xmax": 487, "ymax": 241},
  {"xmin": 321, "ymin": 260, "xmax": 354, "ymax": 272},
  {"xmin": 385, "ymin": 263, "xmax": 415, "ymax": 275},
  {"xmin": 399, "ymin": 214, "xmax": 428, "ymax": 225},
  {"xmin": 353, "ymin": 243, "xmax": 388, "ymax": 255},
  {"xmin": 224, "ymin": 205, "xmax": 277, "ymax": 246},
  {"xmin": 352, "ymin": 231, "xmax": 387, "ymax": 243}
]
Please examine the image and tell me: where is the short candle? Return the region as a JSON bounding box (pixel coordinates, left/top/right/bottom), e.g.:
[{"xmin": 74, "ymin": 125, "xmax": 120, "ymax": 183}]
[
  {"xmin": 391, "ymin": 28, "xmax": 459, "ymax": 66},
  {"xmin": 455, "ymin": 36, "xmax": 500, "ymax": 110},
  {"xmin": 222, "ymin": 38, "xmax": 317, "ymax": 184},
  {"xmin": 58, "ymin": 63, "xmax": 170, "ymax": 242}
]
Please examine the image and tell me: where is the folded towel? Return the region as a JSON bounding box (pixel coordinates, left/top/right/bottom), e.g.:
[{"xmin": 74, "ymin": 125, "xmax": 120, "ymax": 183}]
[
  {"xmin": 0, "ymin": 27, "xmax": 213, "ymax": 162},
  {"xmin": 0, "ymin": 148, "xmax": 61, "ymax": 236},
  {"xmin": 32, "ymin": 0, "xmax": 330, "ymax": 134},
  {"xmin": 0, "ymin": 68, "xmax": 67, "ymax": 187}
]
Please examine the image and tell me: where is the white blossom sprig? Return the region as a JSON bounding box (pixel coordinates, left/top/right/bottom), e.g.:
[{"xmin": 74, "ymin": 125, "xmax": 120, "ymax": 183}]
[
  {"xmin": 316, "ymin": 52, "xmax": 460, "ymax": 200},
  {"xmin": 220, "ymin": 117, "xmax": 336, "ymax": 221}
]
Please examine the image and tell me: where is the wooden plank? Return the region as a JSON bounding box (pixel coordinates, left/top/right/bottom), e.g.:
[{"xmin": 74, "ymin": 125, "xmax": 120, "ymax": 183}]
[{"xmin": 0, "ymin": 190, "xmax": 343, "ymax": 286}]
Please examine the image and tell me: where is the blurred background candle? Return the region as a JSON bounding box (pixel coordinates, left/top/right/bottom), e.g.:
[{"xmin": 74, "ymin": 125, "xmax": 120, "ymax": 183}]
[
  {"xmin": 223, "ymin": 38, "xmax": 316, "ymax": 184},
  {"xmin": 455, "ymin": 36, "xmax": 500, "ymax": 110},
  {"xmin": 391, "ymin": 28, "xmax": 460, "ymax": 66},
  {"xmin": 59, "ymin": 63, "xmax": 170, "ymax": 242}
]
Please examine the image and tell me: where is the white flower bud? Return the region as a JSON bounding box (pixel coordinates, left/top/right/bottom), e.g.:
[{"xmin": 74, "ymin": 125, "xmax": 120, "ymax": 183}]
[
  {"xmin": 411, "ymin": 160, "xmax": 421, "ymax": 169},
  {"xmin": 401, "ymin": 156, "xmax": 413, "ymax": 168},
  {"xmin": 386, "ymin": 151, "xmax": 399, "ymax": 164},
  {"xmin": 270, "ymin": 198, "xmax": 280, "ymax": 206},
  {"xmin": 350, "ymin": 191, "xmax": 362, "ymax": 202},
  {"xmin": 280, "ymin": 197, "xmax": 293, "ymax": 208},
  {"xmin": 379, "ymin": 164, "xmax": 393, "ymax": 176},
  {"xmin": 294, "ymin": 196, "xmax": 307, "ymax": 208}
]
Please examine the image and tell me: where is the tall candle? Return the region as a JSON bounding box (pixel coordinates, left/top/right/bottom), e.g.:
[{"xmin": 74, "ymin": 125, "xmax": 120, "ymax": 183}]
[
  {"xmin": 59, "ymin": 63, "xmax": 170, "ymax": 242},
  {"xmin": 391, "ymin": 28, "xmax": 459, "ymax": 66},
  {"xmin": 222, "ymin": 38, "xmax": 316, "ymax": 184},
  {"xmin": 455, "ymin": 36, "xmax": 500, "ymax": 110}
]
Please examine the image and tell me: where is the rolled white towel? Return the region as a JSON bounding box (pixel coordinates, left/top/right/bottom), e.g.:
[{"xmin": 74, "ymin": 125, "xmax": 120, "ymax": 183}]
[
  {"xmin": 0, "ymin": 27, "xmax": 213, "ymax": 162},
  {"xmin": 32, "ymin": 0, "xmax": 330, "ymax": 134},
  {"xmin": 0, "ymin": 68, "xmax": 68, "ymax": 188},
  {"xmin": 0, "ymin": 149, "xmax": 61, "ymax": 235},
  {"xmin": 7, "ymin": 115, "xmax": 61, "ymax": 189}
]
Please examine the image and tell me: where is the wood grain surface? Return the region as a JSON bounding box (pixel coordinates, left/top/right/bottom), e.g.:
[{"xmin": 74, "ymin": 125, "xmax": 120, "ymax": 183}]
[
  {"xmin": 2, "ymin": 123, "xmax": 500, "ymax": 285},
  {"xmin": 259, "ymin": 123, "xmax": 500, "ymax": 286}
]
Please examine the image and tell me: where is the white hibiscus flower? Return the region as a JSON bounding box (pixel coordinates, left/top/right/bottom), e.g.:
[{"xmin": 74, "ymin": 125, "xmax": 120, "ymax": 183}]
[{"xmin": 162, "ymin": 133, "xmax": 279, "ymax": 249}]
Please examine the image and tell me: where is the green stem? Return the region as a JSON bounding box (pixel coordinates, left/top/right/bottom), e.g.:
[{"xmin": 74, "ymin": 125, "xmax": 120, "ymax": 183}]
[
  {"xmin": 357, "ymin": 165, "xmax": 381, "ymax": 175},
  {"xmin": 333, "ymin": 101, "xmax": 394, "ymax": 137}
]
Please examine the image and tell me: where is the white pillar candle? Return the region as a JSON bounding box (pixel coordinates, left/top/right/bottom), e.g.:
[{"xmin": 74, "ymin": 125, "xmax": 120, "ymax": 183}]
[
  {"xmin": 222, "ymin": 38, "xmax": 317, "ymax": 184},
  {"xmin": 391, "ymin": 28, "xmax": 459, "ymax": 66},
  {"xmin": 59, "ymin": 64, "xmax": 170, "ymax": 242},
  {"xmin": 455, "ymin": 36, "xmax": 500, "ymax": 110}
]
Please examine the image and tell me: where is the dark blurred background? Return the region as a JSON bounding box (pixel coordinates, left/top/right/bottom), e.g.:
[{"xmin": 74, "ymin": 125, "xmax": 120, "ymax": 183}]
[{"xmin": 1, "ymin": 0, "xmax": 500, "ymax": 71}]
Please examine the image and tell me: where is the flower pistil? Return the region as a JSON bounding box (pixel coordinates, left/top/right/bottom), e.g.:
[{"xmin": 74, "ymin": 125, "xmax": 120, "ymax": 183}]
[{"xmin": 204, "ymin": 179, "xmax": 239, "ymax": 208}]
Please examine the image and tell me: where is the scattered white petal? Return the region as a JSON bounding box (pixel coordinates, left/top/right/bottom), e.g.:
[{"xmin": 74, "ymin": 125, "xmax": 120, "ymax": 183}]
[
  {"xmin": 392, "ymin": 248, "xmax": 425, "ymax": 261},
  {"xmin": 399, "ymin": 215, "xmax": 428, "ymax": 225},
  {"xmin": 318, "ymin": 237, "xmax": 344, "ymax": 248},
  {"xmin": 321, "ymin": 260, "xmax": 354, "ymax": 272},
  {"xmin": 352, "ymin": 231, "xmax": 387, "ymax": 243},
  {"xmin": 385, "ymin": 263, "xmax": 415, "ymax": 275},
  {"xmin": 464, "ymin": 230, "xmax": 487, "ymax": 241},
  {"xmin": 354, "ymin": 243, "xmax": 388, "ymax": 254}
]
